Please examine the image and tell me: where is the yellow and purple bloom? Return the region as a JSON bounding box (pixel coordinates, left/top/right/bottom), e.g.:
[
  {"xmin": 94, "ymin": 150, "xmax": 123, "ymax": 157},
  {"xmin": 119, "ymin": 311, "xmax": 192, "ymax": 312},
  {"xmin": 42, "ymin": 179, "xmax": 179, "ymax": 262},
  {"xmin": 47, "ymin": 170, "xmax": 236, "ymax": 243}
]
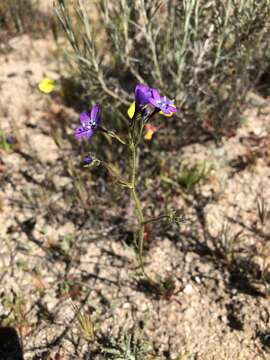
[
  {"xmin": 75, "ymin": 104, "xmax": 101, "ymax": 140},
  {"xmin": 128, "ymin": 84, "xmax": 177, "ymax": 119},
  {"xmin": 148, "ymin": 89, "xmax": 177, "ymax": 116},
  {"xmin": 128, "ymin": 84, "xmax": 153, "ymax": 119}
]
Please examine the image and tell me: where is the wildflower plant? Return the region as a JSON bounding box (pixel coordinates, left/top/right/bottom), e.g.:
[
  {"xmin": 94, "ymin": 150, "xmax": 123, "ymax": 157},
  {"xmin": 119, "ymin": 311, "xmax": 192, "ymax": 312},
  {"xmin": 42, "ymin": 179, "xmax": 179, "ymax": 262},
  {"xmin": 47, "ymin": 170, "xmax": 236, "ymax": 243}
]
[
  {"xmin": 99, "ymin": 331, "xmax": 148, "ymax": 360},
  {"xmin": 74, "ymin": 84, "xmax": 179, "ymax": 289}
]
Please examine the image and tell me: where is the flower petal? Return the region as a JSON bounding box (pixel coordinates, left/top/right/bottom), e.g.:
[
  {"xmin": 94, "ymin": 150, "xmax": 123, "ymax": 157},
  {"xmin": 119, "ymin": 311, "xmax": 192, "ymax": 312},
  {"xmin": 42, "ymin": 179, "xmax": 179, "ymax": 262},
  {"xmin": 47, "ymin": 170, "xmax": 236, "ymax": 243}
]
[
  {"xmin": 148, "ymin": 96, "xmax": 159, "ymax": 108},
  {"xmin": 161, "ymin": 106, "xmax": 177, "ymax": 116},
  {"xmin": 144, "ymin": 129, "xmax": 155, "ymax": 140},
  {"xmin": 90, "ymin": 104, "xmax": 100, "ymax": 123},
  {"xmin": 168, "ymin": 105, "xmax": 177, "ymax": 113},
  {"xmin": 128, "ymin": 101, "xmax": 136, "ymax": 119},
  {"xmin": 168, "ymin": 104, "xmax": 177, "ymax": 111},
  {"xmin": 144, "ymin": 124, "xmax": 158, "ymax": 140},
  {"xmin": 80, "ymin": 112, "xmax": 90, "ymax": 126},
  {"xmin": 135, "ymin": 84, "xmax": 152, "ymax": 107},
  {"xmin": 160, "ymin": 111, "xmax": 172, "ymax": 117},
  {"xmin": 38, "ymin": 77, "xmax": 54, "ymax": 94},
  {"xmin": 74, "ymin": 127, "xmax": 93, "ymax": 140},
  {"xmin": 150, "ymin": 89, "xmax": 161, "ymax": 101}
]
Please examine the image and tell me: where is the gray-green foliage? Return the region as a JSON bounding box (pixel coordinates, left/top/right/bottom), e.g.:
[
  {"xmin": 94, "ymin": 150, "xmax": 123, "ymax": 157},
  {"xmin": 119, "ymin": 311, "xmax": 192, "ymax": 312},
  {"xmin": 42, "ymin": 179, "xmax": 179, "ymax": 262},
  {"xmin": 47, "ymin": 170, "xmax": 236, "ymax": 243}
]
[
  {"xmin": 0, "ymin": 0, "xmax": 34, "ymax": 33},
  {"xmin": 55, "ymin": 0, "xmax": 270, "ymax": 140},
  {"xmin": 100, "ymin": 332, "xmax": 148, "ymax": 360},
  {"xmin": 0, "ymin": 0, "xmax": 51, "ymax": 37}
]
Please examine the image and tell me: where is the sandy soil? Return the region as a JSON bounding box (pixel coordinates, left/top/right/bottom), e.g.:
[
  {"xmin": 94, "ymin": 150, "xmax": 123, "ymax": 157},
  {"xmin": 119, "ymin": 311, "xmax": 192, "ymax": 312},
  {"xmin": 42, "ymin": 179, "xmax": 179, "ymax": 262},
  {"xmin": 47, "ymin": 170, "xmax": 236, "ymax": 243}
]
[{"xmin": 0, "ymin": 8, "xmax": 270, "ymax": 360}]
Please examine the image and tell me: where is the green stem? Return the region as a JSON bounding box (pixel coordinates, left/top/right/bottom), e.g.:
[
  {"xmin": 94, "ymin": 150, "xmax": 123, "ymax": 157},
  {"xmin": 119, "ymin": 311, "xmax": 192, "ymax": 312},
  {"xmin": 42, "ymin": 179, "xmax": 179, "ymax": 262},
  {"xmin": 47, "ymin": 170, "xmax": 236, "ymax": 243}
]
[
  {"xmin": 143, "ymin": 215, "xmax": 169, "ymax": 226},
  {"xmin": 100, "ymin": 127, "xmax": 127, "ymax": 145},
  {"xmin": 134, "ymin": 120, "xmax": 145, "ymax": 147},
  {"xmin": 101, "ymin": 161, "xmax": 130, "ymax": 188},
  {"xmin": 130, "ymin": 142, "xmax": 136, "ymax": 188},
  {"xmin": 131, "ymin": 190, "xmax": 144, "ymax": 265},
  {"xmin": 129, "ymin": 141, "xmax": 157, "ymax": 286}
]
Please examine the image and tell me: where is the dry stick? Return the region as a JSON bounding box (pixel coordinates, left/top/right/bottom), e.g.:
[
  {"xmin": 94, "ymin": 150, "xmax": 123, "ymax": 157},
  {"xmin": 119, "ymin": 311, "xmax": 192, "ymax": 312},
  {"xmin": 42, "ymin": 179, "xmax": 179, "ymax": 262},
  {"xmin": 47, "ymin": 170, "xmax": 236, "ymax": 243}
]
[
  {"xmin": 78, "ymin": 0, "xmax": 131, "ymax": 106},
  {"xmin": 139, "ymin": 0, "xmax": 163, "ymax": 87}
]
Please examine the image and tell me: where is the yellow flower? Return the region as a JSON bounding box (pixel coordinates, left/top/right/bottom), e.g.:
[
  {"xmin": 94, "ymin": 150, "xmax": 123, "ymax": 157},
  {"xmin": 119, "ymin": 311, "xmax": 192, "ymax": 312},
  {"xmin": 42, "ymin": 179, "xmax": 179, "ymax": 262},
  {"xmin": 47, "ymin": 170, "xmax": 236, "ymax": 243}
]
[
  {"xmin": 127, "ymin": 101, "xmax": 136, "ymax": 119},
  {"xmin": 144, "ymin": 129, "xmax": 155, "ymax": 140},
  {"xmin": 38, "ymin": 77, "xmax": 55, "ymax": 94},
  {"xmin": 144, "ymin": 124, "xmax": 158, "ymax": 141}
]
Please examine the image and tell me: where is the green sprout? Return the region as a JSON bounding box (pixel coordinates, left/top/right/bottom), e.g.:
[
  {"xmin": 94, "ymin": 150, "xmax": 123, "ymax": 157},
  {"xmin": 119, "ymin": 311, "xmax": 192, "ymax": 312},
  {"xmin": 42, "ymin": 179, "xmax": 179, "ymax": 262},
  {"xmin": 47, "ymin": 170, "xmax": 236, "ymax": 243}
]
[{"xmin": 178, "ymin": 161, "xmax": 210, "ymax": 190}]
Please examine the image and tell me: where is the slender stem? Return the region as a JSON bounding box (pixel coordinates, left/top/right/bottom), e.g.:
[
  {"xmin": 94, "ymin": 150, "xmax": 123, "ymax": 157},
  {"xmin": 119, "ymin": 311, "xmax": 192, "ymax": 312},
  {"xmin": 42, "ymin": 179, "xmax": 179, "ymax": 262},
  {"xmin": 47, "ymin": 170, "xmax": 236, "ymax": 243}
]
[
  {"xmin": 131, "ymin": 190, "xmax": 144, "ymax": 260},
  {"xmin": 131, "ymin": 188, "xmax": 155, "ymax": 284},
  {"xmin": 101, "ymin": 161, "xmax": 130, "ymax": 188},
  {"xmin": 100, "ymin": 127, "xmax": 127, "ymax": 145},
  {"xmin": 129, "ymin": 140, "xmax": 157, "ymax": 286},
  {"xmin": 134, "ymin": 120, "xmax": 145, "ymax": 147},
  {"xmin": 143, "ymin": 214, "xmax": 169, "ymax": 226},
  {"xmin": 130, "ymin": 141, "xmax": 137, "ymax": 188}
]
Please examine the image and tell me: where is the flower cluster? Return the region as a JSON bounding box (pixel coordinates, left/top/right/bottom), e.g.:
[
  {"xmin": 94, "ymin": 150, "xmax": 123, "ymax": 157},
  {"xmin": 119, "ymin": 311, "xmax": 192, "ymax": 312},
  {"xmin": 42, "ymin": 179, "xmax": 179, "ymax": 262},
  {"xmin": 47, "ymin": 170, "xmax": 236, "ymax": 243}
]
[
  {"xmin": 129, "ymin": 84, "xmax": 177, "ymax": 120},
  {"xmin": 74, "ymin": 84, "xmax": 177, "ymax": 142}
]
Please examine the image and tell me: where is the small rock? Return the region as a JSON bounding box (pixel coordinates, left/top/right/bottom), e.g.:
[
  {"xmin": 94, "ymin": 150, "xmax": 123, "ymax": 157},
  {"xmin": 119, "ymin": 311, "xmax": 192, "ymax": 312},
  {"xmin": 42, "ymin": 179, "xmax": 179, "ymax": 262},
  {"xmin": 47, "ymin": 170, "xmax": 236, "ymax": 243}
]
[
  {"xmin": 31, "ymin": 133, "xmax": 59, "ymax": 163},
  {"xmin": 183, "ymin": 284, "xmax": 193, "ymax": 294},
  {"xmin": 52, "ymin": 175, "xmax": 72, "ymax": 189}
]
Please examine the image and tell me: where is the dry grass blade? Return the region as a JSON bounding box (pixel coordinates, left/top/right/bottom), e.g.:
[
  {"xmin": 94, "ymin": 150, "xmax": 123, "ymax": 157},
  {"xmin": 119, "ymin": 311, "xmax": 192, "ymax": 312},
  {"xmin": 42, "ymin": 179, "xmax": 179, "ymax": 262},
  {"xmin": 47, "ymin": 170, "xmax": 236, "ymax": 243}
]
[{"xmin": 72, "ymin": 302, "xmax": 95, "ymax": 342}]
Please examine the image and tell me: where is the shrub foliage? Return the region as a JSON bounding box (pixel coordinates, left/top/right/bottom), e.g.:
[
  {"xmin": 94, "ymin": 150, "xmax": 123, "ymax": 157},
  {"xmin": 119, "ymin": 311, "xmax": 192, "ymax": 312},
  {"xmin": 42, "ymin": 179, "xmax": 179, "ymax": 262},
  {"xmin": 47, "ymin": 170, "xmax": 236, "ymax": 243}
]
[{"xmin": 56, "ymin": 0, "xmax": 270, "ymax": 143}]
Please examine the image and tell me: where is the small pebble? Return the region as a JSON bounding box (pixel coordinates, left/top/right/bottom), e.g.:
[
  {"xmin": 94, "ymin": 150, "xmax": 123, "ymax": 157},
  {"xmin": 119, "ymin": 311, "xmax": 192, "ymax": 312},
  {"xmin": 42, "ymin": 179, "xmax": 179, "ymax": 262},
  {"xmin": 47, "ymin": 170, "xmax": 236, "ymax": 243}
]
[{"xmin": 183, "ymin": 284, "xmax": 193, "ymax": 294}]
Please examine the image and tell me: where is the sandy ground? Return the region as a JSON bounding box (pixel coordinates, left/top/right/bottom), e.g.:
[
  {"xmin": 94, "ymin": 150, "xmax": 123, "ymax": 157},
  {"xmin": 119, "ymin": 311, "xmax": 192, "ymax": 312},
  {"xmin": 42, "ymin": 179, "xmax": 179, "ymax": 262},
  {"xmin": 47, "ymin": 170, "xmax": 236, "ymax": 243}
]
[{"xmin": 0, "ymin": 8, "xmax": 270, "ymax": 360}]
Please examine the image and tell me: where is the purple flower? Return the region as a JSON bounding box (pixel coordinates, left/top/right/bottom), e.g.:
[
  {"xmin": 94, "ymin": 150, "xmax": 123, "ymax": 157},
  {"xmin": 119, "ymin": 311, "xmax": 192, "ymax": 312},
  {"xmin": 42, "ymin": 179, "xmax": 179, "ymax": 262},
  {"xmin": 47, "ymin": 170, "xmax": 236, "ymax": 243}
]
[
  {"xmin": 75, "ymin": 104, "xmax": 101, "ymax": 140},
  {"xmin": 133, "ymin": 84, "xmax": 177, "ymax": 118},
  {"xmin": 135, "ymin": 84, "xmax": 153, "ymax": 109},
  {"xmin": 83, "ymin": 155, "xmax": 93, "ymax": 165},
  {"xmin": 6, "ymin": 135, "xmax": 15, "ymax": 144},
  {"xmin": 148, "ymin": 89, "xmax": 177, "ymax": 116}
]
